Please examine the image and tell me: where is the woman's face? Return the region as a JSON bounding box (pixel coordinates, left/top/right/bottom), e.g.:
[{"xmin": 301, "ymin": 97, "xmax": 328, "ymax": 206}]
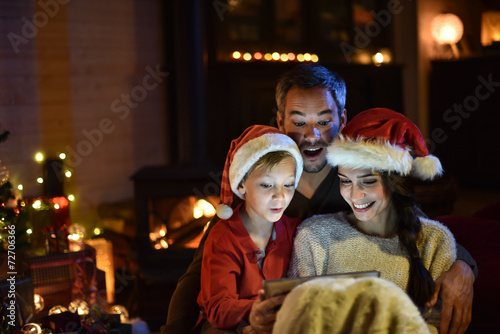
[{"xmin": 338, "ymin": 166, "xmax": 392, "ymax": 223}]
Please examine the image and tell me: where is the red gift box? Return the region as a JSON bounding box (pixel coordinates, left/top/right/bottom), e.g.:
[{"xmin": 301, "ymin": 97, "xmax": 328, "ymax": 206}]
[{"xmin": 23, "ymin": 246, "xmax": 107, "ymax": 317}]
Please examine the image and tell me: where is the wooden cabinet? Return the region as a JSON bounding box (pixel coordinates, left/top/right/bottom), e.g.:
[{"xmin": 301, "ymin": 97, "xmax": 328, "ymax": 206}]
[
  {"xmin": 208, "ymin": 0, "xmax": 393, "ymax": 64},
  {"xmin": 428, "ymin": 56, "xmax": 500, "ymax": 188}
]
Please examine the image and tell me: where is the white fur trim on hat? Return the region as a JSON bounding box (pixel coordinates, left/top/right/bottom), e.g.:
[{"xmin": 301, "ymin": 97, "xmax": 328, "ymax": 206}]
[
  {"xmin": 411, "ymin": 155, "xmax": 443, "ymax": 180},
  {"xmin": 229, "ymin": 133, "xmax": 303, "ymax": 199},
  {"xmin": 327, "ymin": 136, "xmax": 412, "ymax": 176}
]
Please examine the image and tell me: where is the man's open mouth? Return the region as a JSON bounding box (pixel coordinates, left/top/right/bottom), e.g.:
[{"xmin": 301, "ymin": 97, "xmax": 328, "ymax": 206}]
[{"xmin": 303, "ymin": 147, "xmax": 323, "ymax": 158}]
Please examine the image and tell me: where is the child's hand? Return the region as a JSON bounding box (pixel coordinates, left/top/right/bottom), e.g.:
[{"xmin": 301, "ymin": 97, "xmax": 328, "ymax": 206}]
[{"xmin": 249, "ymin": 289, "xmax": 286, "ymax": 334}]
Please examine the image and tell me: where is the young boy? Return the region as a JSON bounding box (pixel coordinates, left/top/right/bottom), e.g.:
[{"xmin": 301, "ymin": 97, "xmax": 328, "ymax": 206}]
[{"xmin": 197, "ymin": 125, "xmax": 303, "ymax": 332}]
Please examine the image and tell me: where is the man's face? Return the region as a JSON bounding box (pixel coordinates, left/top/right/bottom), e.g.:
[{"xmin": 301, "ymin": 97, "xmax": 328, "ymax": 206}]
[{"xmin": 277, "ymin": 87, "xmax": 346, "ymax": 173}]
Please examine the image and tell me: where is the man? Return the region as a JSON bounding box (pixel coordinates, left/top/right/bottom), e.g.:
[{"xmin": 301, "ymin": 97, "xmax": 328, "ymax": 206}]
[
  {"xmin": 163, "ymin": 64, "xmax": 475, "ymax": 334},
  {"xmin": 273, "ymin": 64, "xmax": 350, "ymax": 220}
]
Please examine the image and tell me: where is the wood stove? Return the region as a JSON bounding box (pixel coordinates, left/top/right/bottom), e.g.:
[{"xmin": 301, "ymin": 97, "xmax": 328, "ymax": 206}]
[
  {"xmin": 131, "ymin": 165, "xmax": 221, "ymax": 330},
  {"xmin": 132, "ymin": 165, "xmax": 221, "ymax": 269}
]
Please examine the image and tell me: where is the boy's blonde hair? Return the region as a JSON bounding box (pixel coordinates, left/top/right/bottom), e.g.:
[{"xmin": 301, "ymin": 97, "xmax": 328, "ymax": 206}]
[
  {"xmin": 241, "ymin": 150, "xmax": 295, "ymax": 184},
  {"xmin": 216, "ymin": 125, "xmax": 303, "ymax": 220}
]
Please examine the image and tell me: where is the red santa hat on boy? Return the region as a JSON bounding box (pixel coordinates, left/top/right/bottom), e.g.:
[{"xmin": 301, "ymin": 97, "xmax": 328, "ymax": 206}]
[
  {"xmin": 216, "ymin": 125, "xmax": 303, "ymax": 220},
  {"xmin": 327, "ymin": 108, "xmax": 442, "ymax": 180}
]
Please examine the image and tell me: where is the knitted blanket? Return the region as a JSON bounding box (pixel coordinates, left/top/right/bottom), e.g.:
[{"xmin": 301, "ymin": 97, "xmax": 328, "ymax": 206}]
[{"xmin": 273, "ymin": 277, "xmax": 435, "ymax": 334}]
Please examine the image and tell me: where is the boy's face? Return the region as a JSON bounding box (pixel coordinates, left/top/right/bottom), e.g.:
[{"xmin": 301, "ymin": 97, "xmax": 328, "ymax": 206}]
[{"xmin": 238, "ymin": 156, "xmax": 296, "ymax": 224}]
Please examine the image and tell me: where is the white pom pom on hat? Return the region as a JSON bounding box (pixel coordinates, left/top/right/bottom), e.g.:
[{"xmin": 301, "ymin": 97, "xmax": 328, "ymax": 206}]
[
  {"xmin": 216, "ymin": 125, "xmax": 303, "ymax": 220},
  {"xmin": 327, "ymin": 108, "xmax": 443, "ymax": 180},
  {"xmin": 216, "ymin": 203, "xmax": 234, "ymax": 220}
]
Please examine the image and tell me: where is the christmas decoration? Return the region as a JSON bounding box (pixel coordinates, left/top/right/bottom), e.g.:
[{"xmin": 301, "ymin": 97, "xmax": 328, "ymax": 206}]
[
  {"xmin": 41, "ymin": 304, "xmax": 129, "ymax": 334},
  {"xmin": 47, "ymin": 305, "xmax": 67, "ymax": 316},
  {"xmin": 71, "ymin": 246, "xmax": 99, "ymax": 305},
  {"xmin": 108, "ymin": 304, "xmax": 129, "ymax": 323},
  {"xmin": 20, "ymin": 323, "xmax": 42, "ymax": 334},
  {"xmin": 24, "ymin": 196, "xmax": 71, "ymax": 253},
  {"xmin": 0, "ymin": 130, "xmax": 120, "ymax": 333},
  {"xmin": 0, "ymin": 129, "xmax": 33, "ymax": 266},
  {"xmin": 0, "ymin": 180, "xmax": 32, "ymax": 266},
  {"xmin": 33, "ymin": 294, "xmax": 44, "ymax": 313},
  {"xmin": 67, "ymin": 299, "xmax": 89, "ymax": 316},
  {"xmin": 68, "ymin": 223, "xmax": 86, "ymax": 252},
  {"xmin": 40, "ymin": 310, "xmax": 80, "ymax": 333}
]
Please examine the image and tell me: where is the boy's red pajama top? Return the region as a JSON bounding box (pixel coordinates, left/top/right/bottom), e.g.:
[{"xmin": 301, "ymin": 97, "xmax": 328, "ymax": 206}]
[{"xmin": 197, "ymin": 203, "xmax": 301, "ymax": 329}]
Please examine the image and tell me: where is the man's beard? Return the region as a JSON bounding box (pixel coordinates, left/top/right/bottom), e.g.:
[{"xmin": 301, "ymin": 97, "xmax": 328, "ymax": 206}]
[
  {"xmin": 303, "ymin": 158, "xmax": 328, "ymax": 173},
  {"xmin": 300, "ymin": 141, "xmax": 329, "ymax": 173}
]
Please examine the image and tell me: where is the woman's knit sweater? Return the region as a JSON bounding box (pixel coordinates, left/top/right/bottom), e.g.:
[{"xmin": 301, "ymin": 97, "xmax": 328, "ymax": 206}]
[{"xmin": 288, "ymin": 211, "xmax": 457, "ymax": 332}]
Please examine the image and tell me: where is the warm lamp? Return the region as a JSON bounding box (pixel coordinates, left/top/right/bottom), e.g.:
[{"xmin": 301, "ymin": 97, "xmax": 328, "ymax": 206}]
[
  {"xmin": 481, "ymin": 11, "xmax": 500, "ymax": 46},
  {"xmin": 431, "ymin": 13, "xmax": 463, "ymax": 58},
  {"xmin": 86, "ymin": 238, "xmax": 115, "ymax": 304},
  {"xmin": 431, "ymin": 13, "xmax": 464, "ymax": 44}
]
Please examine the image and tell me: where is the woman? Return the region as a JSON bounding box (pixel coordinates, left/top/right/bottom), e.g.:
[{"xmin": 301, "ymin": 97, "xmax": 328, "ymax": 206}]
[{"xmin": 279, "ymin": 108, "xmax": 456, "ymax": 333}]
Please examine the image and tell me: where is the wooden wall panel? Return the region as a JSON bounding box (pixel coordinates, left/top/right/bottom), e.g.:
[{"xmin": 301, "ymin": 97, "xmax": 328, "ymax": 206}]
[
  {"xmin": 0, "ymin": 0, "xmax": 167, "ymax": 224},
  {"xmin": 0, "ymin": 0, "xmax": 42, "ymax": 196},
  {"xmin": 65, "ymin": 0, "xmax": 167, "ymax": 217}
]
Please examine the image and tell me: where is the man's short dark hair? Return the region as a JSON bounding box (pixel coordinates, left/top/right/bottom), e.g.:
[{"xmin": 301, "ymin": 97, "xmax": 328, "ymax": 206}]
[{"xmin": 275, "ymin": 64, "xmax": 346, "ymax": 119}]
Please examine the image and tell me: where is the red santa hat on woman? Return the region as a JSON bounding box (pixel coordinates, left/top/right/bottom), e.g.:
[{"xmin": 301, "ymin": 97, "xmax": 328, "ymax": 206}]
[
  {"xmin": 327, "ymin": 108, "xmax": 442, "ymax": 180},
  {"xmin": 216, "ymin": 125, "xmax": 303, "ymax": 220}
]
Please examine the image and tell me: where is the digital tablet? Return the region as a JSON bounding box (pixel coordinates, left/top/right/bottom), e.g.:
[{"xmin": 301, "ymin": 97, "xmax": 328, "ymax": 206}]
[{"xmin": 263, "ymin": 270, "xmax": 380, "ymax": 299}]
